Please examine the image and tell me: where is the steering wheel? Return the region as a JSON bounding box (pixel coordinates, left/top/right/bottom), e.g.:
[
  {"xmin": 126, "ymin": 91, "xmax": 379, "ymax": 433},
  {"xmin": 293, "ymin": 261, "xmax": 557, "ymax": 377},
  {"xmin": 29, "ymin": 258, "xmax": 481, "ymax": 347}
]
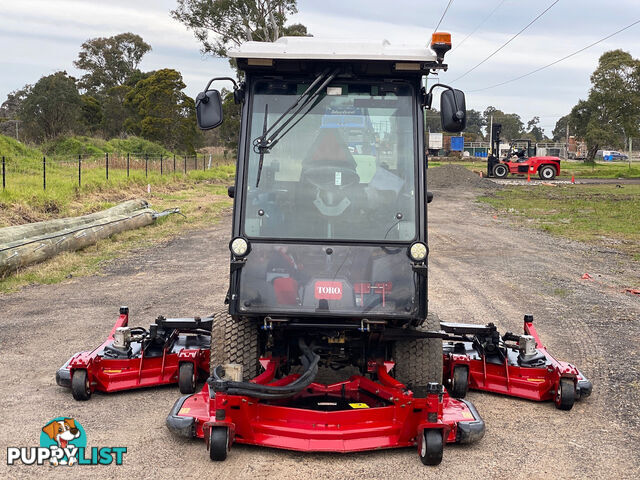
[{"xmin": 301, "ymin": 165, "xmax": 360, "ymax": 217}]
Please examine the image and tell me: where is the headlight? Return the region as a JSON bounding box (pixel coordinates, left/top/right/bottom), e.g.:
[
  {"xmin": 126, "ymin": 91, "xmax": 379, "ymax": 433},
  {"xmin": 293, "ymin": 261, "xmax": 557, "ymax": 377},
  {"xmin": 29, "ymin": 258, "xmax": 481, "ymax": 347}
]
[
  {"xmin": 229, "ymin": 237, "xmax": 250, "ymax": 257},
  {"xmin": 408, "ymin": 242, "xmax": 428, "ymax": 262}
]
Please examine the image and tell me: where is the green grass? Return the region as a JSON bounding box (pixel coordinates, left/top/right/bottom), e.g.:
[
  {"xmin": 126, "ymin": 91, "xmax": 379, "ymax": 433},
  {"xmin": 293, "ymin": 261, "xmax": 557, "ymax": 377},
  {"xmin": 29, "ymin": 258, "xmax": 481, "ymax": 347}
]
[
  {"xmin": 434, "ymin": 158, "xmax": 640, "ymax": 179},
  {"xmin": 478, "ymin": 184, "xmax": 640, "ymax": 259},
  {"xmin": 0, "ymin": 182, "xmax": 233, "ymax": 292}
]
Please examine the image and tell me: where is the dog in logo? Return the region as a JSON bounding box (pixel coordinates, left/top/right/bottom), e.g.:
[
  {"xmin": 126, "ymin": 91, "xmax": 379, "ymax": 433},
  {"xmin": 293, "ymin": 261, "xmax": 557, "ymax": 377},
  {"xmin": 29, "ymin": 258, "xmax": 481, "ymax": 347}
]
[{"xmin": 42, "ymin": 418, "xmax": 80, "ymax": 465}]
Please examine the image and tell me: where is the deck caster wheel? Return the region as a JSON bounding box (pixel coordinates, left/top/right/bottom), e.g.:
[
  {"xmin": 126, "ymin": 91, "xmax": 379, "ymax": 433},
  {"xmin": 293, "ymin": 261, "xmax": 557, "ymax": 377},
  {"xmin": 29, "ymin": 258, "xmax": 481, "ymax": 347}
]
[
  {"xmin": 449, "ymin": 366, "xmax": 469, "ymax": 398},
  {"xmin": 208, "ymin": 427, "xmax": 230, "ymax": 461},
  {"xmin": 419, "ymin": 429, "xmax": 443, "ymax": 466},
  {"xmin": 178, "ymin": 362, "xmax": 196, "ymax": 394},
  {"xmin": 71, "ymin": 369, "xmax": 91, "ymax": 401},
  {"xmin": 555, "ymin": 378, "xmax": 575, "ymax": 411}
]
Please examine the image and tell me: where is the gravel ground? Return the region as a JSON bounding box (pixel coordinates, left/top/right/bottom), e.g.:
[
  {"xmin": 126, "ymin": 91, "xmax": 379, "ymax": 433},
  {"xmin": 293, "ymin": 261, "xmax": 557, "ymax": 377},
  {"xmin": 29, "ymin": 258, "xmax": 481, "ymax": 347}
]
[{"xmin": 1, "ymin": 184, "xmax": 639, "ymax": 479}]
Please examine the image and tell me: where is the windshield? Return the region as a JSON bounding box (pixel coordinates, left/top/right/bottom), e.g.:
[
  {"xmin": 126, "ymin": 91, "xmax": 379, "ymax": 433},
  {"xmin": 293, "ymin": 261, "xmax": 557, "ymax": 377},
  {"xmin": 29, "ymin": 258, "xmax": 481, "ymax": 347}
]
[{"xmin": 243, "ymin": 80, "xmax": 417, "ymax": 241}]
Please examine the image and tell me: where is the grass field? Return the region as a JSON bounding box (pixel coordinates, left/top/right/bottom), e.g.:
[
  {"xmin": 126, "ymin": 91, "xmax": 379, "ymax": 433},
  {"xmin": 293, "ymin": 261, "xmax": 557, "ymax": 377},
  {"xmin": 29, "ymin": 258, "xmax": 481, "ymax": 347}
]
[
  {"xmin": 432, "ymin": 158, "xmax": 640, "ymax": 178},
  {"xmin": 478, "ymin": 184, "xmax": 640, "ymax": 261}
]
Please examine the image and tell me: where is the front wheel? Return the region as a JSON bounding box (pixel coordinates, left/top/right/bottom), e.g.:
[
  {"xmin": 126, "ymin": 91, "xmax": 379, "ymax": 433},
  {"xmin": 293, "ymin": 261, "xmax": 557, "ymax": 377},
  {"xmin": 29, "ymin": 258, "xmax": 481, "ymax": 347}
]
[
  {"xmin": 492, "ymin": 164, "xmax": 509, "ymax": 178},
  {"xmin": 554, "ymin": 378, "xmax": 575, "ymax": 410},
  {"xmin": 448, "ymin": 365, "xmax": 469, "ymax": 398},
  {"xmin": 178, "ymin": 362, "xmax": 196, "ymax": 394},
  {"xmin": 419, "ymin": 429, "xmax": 443, "ymax": 465},
  {"xmin": 208, "ymin": 427, "xmax": 230, "ymax": 461},
  {"xmin": 538, "ymin": 165, "xmax": 556, "ymax": 180},
  {"xmin": 392, "ymin": 312, "xmax": 443, "ymax": 394},
  {"xmin": 71, "ymin": 369, "xmax": 91, "ymax": 401}
]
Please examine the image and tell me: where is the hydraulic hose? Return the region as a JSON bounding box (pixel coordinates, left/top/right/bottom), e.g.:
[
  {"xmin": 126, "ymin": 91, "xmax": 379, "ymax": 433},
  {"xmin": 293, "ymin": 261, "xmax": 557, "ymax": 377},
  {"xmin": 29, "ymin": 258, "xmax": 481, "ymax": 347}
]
[{"xmin": 210, "ymin": 339, "xmax": 320, "ymax": 399}]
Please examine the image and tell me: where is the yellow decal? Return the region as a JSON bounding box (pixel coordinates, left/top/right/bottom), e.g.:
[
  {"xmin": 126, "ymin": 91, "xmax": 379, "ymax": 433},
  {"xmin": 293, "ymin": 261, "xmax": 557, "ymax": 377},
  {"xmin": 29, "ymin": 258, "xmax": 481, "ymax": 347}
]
[
  {"xmin": 349, "ymin": 403, "xmax": 369, "ymax": 409},
  {"xmin": 178, "ymin": 408, "xmax": 191, "ymax": 414},
  {"xmin": 103, "ymin": 369, "xmax": 122, "ymax": 373},
  {"xmin": 461, "ymin": 411, "xmax": 474, "ymax": 420},
  {"xmin": 526, "ymin": 378, "xmax": 546, "ymax": 383}
]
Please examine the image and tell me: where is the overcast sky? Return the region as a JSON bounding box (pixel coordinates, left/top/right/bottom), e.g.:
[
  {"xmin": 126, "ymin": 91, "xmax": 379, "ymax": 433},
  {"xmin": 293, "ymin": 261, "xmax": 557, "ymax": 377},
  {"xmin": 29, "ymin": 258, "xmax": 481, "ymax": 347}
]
[{"xmin": 1, "ymin": 0, "xmax": 639, "ymax": 135}]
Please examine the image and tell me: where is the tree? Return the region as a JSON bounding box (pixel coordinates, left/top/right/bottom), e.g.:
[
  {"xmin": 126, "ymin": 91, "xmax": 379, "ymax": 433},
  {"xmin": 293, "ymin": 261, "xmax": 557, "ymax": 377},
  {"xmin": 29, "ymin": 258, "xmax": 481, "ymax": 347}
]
[
  {"xmin": 171, "ymin": 0, "xmax": 307, "ymax": 56},
  {"xmin": 74, "ymin": 33, "xmax": 151, "ymax": 93},
  {"xmin": 482, "ymin": 106, "xmax": 523, "ymax": 141},
  {"xmin": 80, "ymin": 95, "xmax": 103, "ymax": 134},
  {"xmin": 18, "ymin": 71, "xmax": 82, "ymax": 142},
  {"xmin": 526, "ymin": 116, "xmax": 544, "ymax": 142},
  {"xmin": 125, "ymin": 69, "xmax": 201, "ymax": 152},
  {"xmin": 562, "ymin": 50, "xmax": 640, "ymax": 160},
  {"xmin": 552, "ymin": 114, "xmax": 570, "ymax": 142},
  {"xmin": 0, "ymin": 87, "xmax": 29, "ymax": 139},
  {"xmin": 464, "ymin": 109, "xmax": 485, "ymax": 138}
]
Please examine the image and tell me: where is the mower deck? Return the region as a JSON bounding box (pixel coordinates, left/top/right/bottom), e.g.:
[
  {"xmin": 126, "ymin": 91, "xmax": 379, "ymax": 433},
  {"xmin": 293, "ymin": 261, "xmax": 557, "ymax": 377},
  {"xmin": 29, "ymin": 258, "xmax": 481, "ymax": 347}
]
[
  {"xmin": 167, "ymin": 360, "xmax": 484, "ymax": 463},
  {"xmin": 441, "ymin": 317, "xmax": 592, "ymax": 409},
  {"xmin": 56, "ymin": 307, "xmax": 211, "ymax": 400}
]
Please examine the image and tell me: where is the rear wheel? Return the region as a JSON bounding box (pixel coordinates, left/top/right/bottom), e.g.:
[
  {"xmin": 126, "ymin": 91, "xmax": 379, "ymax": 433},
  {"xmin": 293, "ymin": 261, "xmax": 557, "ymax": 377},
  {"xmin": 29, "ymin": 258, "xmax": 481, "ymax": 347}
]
[
  {"xmin": 71, "ymin": 369, "xmax": 91, "ymax": 401},
  {"xmin": 178, "ymin": 362, "xmax": 196, "ymax": 394},
  {"xmin": 211, "ymin": 308, "xmax": 260, "ymax": 381},
  {"xmin": 419, "ymin": 429, "xmax": 443, "ymax": 465},
  {"xmin": 393, "ymin": 312, "xmax": 443, "ymax": 394},
  {"xmin": 492, "ymin": 164, "xmax": 509, "ymax": 178},
  {"xmin": 538, "ymin": 165, "xmax": 556, "ymax": 180}
]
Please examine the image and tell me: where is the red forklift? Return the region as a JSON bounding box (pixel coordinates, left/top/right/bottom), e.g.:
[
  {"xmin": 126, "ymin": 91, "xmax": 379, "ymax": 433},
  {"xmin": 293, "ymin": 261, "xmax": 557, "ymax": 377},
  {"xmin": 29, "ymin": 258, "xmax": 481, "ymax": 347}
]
[{"xmin": 487, "ymin": 124, "xmax": 561, "ymax": 180}]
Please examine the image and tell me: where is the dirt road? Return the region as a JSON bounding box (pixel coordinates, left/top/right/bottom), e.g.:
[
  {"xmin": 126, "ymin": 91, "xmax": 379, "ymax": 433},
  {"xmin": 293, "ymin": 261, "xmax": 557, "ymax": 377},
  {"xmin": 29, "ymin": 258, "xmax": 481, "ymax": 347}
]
[{"xmin": 1, "ymin": 188, "xmax": 639, "ymax": 479}]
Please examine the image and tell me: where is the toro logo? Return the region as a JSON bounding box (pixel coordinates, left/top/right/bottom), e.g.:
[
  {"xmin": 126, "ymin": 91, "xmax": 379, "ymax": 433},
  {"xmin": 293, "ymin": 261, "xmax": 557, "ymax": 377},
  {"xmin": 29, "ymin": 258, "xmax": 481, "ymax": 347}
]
[{"xmin": 314, "ymin": 281, "xmax": 343, "ymax": 300}]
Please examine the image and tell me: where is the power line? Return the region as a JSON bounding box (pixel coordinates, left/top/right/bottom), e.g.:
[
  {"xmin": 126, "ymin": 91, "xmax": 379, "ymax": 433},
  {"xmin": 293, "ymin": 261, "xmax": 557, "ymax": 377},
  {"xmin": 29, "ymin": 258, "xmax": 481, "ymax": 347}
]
[
  {"xmin": 451, "ymin": 0, "xmax": 507, "ymax": 53},
  {"xmin": 450, "ymin": 0, "xmax": 561, "ymax": 82},
  {"xmin": 433, "ymin": 0, "xmax": 455, "ymax": 35},
  {"xmin": 468, "ymin": 18, "xmax": 640, "ymax": 92}
]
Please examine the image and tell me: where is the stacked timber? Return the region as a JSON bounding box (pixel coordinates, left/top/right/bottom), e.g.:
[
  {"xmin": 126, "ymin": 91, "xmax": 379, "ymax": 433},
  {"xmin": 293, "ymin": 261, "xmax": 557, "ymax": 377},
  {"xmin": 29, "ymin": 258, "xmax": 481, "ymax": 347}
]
[{"xmin": 0, "ymin": 199, "xmax": 160, "ymax": 278}]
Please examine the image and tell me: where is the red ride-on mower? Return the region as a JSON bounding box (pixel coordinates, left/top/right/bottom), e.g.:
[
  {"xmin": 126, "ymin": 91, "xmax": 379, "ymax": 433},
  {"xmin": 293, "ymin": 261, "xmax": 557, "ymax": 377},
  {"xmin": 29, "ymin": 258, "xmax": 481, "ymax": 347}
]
[
  {"xmin": 164, "ymin": 33, "xmax": 591, "ymax": 467},
  {"xmin": 441, "ymin": 315, "xmax": 592, "ymax": 409},
  {"xmin": 56, "ymin": 307, "xmax": 211, "ymax": 400}
]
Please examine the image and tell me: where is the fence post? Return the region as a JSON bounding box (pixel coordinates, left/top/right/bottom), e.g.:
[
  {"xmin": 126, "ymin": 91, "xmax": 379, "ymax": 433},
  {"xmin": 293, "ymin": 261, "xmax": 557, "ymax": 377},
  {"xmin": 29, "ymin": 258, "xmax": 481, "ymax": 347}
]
[
  {"xmin": 78, "ymin": 154, "xmax": 81, "ymax": 188},
  {"xmin": 160, "ymin": 154, "xmax": 163, "ymax": 176},
  {"xmin": 43, "ymin": 156, "xmax": 46, "ymax": 191},
  {"xmin": 194, "ymin": 155, "xmax": 197, "ymax": 170},
  {"xmin": 127, "ymin": 153, "xmax": 130, "ymax": 178},
  {"xmin": 2, "ymin": 156, "xmax": 5, "ymax": 190},
  {"xmin": 184, "ymin": 156, "xmax": 187, "ymax": 175},
  {"xmin": 105, "ymin": 152, "xmax": 109, "ymax": 180},
  {"xmin": 145, "ymin": 154, "xmax": 148, "ymax": 177},
  {"xmin": 173, "ymin": 154, "xmax": 176, "ymax": 173},
  {"xmin": 203, "ymin": 153, "xmax": 205, "ymax": 171}
]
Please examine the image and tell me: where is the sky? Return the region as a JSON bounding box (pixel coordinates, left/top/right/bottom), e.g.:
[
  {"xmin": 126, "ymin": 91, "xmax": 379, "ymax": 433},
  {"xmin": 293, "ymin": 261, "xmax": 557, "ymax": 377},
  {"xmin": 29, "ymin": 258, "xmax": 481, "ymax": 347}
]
[{"xmin": 1, "ymin": 0, "xmax": 639, "ymax": 136}]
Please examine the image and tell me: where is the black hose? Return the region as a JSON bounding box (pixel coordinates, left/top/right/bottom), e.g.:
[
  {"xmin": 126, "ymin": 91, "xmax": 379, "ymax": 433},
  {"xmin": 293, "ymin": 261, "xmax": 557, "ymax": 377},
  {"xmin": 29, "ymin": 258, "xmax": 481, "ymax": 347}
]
[{"xmin": 210, "ymin": 338, "xmax": 320, "ymax": 399}]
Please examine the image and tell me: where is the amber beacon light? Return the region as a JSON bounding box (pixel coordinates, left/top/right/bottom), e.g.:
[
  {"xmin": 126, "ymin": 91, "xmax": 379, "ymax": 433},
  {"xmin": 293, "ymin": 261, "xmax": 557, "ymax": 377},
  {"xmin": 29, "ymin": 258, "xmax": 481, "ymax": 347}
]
[{"xmin": 430, "ymin": 32, "xmax": 452, "ymax": 62}]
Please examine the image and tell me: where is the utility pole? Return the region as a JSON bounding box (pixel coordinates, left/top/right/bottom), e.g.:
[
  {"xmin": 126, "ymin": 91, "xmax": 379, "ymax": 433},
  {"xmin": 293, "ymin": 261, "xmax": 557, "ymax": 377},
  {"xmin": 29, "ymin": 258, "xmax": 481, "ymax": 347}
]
[
  {"xmin": 566, "ymin": 123, "xmax": 569, "ymax": 159},
  {"xmin": 630, "ymin": 137, "xmax": 633, "ymax": 170},
  {"xmin": 489, "ymin": 115, "xmax": 493, "ymax": 155}
]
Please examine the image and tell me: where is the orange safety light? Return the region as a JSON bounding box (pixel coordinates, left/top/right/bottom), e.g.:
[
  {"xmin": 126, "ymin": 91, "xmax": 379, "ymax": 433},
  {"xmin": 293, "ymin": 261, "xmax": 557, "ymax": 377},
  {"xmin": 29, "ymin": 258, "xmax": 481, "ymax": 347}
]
[{"xmin": 430, "ymin": 32, "xmax": 452, "ymax": 63}]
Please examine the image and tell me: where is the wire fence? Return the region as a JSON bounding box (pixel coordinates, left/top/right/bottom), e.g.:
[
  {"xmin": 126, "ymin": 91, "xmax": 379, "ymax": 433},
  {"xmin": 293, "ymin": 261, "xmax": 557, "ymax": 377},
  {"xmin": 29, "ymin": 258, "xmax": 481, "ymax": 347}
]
[{"xmin": 0, "ymin": 152, "xmax": 232, "ymax": 192}]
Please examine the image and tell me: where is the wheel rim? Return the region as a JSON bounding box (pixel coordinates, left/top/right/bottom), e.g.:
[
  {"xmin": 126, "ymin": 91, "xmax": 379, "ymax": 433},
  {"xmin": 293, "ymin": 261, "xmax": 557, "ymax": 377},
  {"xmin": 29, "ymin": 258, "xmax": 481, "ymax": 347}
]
[
  {"xmin": 191, "ymin": 369, "xmax": 196, "ymax": 390},
  {"xmin": 420, "ymin": 432, "xmax": 427, "ymax": 457},
  {"xmin": 542, "ymin": 168, "xmax": 553, "ymax": 179},
  {"xmin": 496, "ymin": 166, "xmax": 506, "ymax": 176}
]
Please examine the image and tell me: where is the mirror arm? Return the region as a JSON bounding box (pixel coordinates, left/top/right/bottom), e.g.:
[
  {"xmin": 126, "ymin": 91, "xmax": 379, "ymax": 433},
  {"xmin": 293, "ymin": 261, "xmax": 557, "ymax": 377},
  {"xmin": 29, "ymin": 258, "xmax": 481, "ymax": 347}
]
[{"xmin": 426, "ymin": 82, "xmax": 460, "ymax": 113}]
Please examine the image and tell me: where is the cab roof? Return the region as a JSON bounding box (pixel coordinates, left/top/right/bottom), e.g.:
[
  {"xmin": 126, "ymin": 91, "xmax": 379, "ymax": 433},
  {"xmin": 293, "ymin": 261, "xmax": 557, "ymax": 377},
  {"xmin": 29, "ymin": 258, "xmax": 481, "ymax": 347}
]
[{"xmin": 228, "ymin": 36, "xmax": 438, "ymax": 63}]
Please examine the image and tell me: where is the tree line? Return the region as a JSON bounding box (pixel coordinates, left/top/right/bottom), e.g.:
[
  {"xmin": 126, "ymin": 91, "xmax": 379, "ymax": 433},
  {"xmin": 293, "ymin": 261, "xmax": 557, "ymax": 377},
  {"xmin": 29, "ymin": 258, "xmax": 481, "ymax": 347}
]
[{"xmin": 0, "ymin": 33, "xmax": 201, "ymax": 153}]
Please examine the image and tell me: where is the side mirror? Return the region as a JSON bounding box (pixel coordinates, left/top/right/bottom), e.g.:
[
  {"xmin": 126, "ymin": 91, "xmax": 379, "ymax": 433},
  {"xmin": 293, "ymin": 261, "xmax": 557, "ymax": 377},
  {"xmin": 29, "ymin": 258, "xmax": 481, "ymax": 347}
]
[
  {"xmin": 195, "ymin": 90, "xmax": 223, "ymax": 130},
  {"xmin": 440, "ymin": 89, "xmax": 466, "ymax": 133}
]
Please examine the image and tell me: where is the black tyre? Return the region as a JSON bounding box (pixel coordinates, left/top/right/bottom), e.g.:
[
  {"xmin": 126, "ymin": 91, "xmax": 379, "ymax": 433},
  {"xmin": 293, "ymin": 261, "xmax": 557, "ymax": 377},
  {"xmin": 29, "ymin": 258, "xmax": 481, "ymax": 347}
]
[
  {"xmin": 555, "ymin": 378, "xmax": 575, "ymax": 411},
  {"xmin": 208, "ymin": 426, "xmax": 230, "ymax": 461},
  {"xmin": 393, "ymin": 312, "xmax": 443, "ymax": 393},
  {"xmin": 178, "ymin": 362, "xmax": 196, "ymax": 394},
  {"xmin": 419, "ymin": 429, "xmax": 443, "ymax": 466},
  {"xmin": 71, "ymin": 369, "xmax": 91, "ymax": 401},
  {"xmin": 448, "ymin": 365, "xmax": 469, "ymax": 398},
  {"xmin": 492, "ymin": 164, "xmax": 509, "ymax": 178},
  {"xmin": 211, "ymin": 308, "xmax": 260, "ymax": 381},
  {"xmin": 538, "ymin": 165, "xmax": 556, "ymax": 180}
]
